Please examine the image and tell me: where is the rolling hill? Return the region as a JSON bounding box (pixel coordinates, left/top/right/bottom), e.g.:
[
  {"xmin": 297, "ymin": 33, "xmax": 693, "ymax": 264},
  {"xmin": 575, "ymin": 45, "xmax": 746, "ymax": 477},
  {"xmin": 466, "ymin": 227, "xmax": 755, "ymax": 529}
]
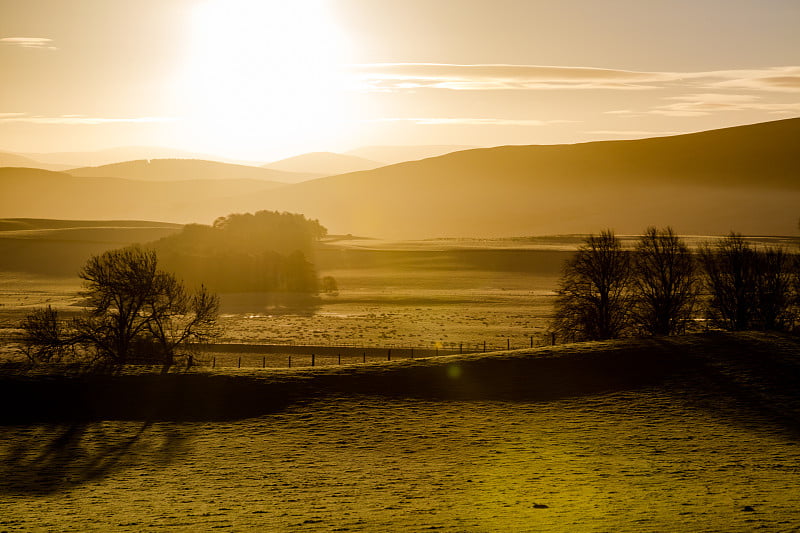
[
  {"xmin": 262, "ymin": 151, "xmax": 384, "ymax": 180},
  {"xmin": 14, "ymin": 146, "xmax": 246, "ymax": 168},
  {"xmin": 0, "ymin": 217, "xmax": 182, "ymax": 275},
  {"xmin": 345, "ymin": 145, "xmax": 477, "ymax": 165},
  {"xmin": 0, "ymin": 168, "xmax": 279, "ymax": 222},
  {"xmin": 3, "ymin": 118, "xmax": 799, "ymax": 237},
  {"xmin": 0, "ymin": 151, "xmax": 70, "ymax": 171},
  {"xmin": 209, "ymin": 117, "xmax": 800, "ymax": 238},
  {"xmin": 66, "ymin": 158, "xmax": 311, "ymax": 182}
]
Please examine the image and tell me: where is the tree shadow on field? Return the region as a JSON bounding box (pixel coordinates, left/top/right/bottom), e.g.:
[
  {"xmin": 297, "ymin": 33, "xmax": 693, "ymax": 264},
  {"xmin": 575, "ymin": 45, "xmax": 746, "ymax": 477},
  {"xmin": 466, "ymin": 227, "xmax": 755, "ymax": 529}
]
[{"xmin": 0, "ymin": 420, "xmax": 189, "ymax": 495}]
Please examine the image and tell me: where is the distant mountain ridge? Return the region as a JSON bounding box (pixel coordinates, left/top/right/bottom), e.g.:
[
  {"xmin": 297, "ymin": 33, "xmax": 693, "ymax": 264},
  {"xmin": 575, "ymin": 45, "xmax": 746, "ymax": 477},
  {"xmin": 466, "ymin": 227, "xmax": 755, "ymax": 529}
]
[
  {"xmin": 66, "ymin": 158, "xmax": 312, "ymax": 183},
  {"xmin": 12, "ymin": 146, "xmax": 245, "ymax": 167},
  {"xmin": 0, "ymin": 167, "xmax": 281, "ymax": 221},
  {"xmin": 2, "ymin": 118, "xmax": 799, "ymax": 237},
  {"xmin": 345, "ymin": 145, "xmax": 477, "ymax": 165},
  {"xmin": 262, "ymin": 152, "xmax": 384, "ymax": 181},
  {"xmin": 0, "ymin": 150, "xmax": 71, "ymax": 171},
  {"xmin": 210, "ymin": 117, "xmax": 800, "ymax": 237}
]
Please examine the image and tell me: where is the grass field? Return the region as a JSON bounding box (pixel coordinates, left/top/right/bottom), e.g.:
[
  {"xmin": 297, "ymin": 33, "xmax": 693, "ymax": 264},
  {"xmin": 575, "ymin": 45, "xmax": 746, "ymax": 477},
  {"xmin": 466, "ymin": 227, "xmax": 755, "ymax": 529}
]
[
  {"xmin": 3, "ymin": 238, "xmax": 800, "ymax": 531},
  {"xmin": 1, "ymin": 333, "xmax": 800, "ymax": 531},
  {"xmin": 0, "ymin": 242, "xmax": 569, "ymax": 362}
]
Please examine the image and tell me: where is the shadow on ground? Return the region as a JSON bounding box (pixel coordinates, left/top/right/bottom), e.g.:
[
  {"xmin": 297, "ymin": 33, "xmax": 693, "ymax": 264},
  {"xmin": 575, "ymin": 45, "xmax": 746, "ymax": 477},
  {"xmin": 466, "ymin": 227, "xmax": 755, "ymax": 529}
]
[
  {"xmin": 3, "ymin": 332, "xmax": 800, "ymax": 426},
  {"xmin": 2, "ymin": 332, "xmax": 800, "ymax": 495},
  {"xmin": 0, "ymin": 421, "xmax": 188, "ymax": 495}
]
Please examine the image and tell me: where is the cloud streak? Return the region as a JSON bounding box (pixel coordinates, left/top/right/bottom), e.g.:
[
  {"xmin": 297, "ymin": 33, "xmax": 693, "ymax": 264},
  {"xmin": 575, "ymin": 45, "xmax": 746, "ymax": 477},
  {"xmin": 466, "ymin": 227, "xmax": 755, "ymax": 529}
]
[
  {"xmin": 352, "ymin": 63, "xmax": 669, "ymax": 91},
  {"xmin": 351, "ymin": 63, "xmax": 800, "ymax": 93},
  {"xmin": 608, "ymin": 93, "xmax": 800, "ymax": 117},
  {"xmin": 0, "ymin": 114, "xmax": 175, "ymax": 125},
  {"xmin": 369, "ymin": 117, "xmax": 575, "ymax": 126},
  {"xmin": 0, "ymin": 37, "xmax": 57, "ymax": 50}
]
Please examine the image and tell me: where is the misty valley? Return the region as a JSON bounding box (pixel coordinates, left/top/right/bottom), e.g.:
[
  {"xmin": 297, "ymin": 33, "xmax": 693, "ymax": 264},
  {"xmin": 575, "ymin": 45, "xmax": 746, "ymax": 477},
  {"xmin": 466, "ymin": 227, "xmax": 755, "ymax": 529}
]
[{"xmin": 2, "ymin": 118, "xmax": 800, "ymax": 532}]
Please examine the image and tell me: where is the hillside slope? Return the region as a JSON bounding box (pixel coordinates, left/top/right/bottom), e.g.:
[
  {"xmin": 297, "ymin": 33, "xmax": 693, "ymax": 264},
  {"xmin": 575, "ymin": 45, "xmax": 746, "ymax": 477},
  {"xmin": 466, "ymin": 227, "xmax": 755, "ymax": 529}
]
[
  {"xmin": 0, "ymin": 151, "xmax": 70, "ymax": 171},
  {"xmin": 2, "ymin": 332, "xmax": 799, "ymax": 425},
  {"xmin": 0, "ymin": 217, "xmax": 182, "ymax": 274},
  {"xmin": 0, "ymin": 168, "xmax": 276, "ymax": 222},
  {"xmin": 3, "ymin": 118, "xmax": 799, "ymax": 235},
  {"xmin": 67, "ymin": 158, "xmax": 310, "ymax": 183},
  {"xmin": 345, "ymin": 145, "xmax": 477, "ymax": 164},
  {"xmin": 262, "ymin": 151, "xmax": 383, "ymax": 179},
  {"xmin": 215, "ymin": 117, "xmax": 800, "ymax": 237}
]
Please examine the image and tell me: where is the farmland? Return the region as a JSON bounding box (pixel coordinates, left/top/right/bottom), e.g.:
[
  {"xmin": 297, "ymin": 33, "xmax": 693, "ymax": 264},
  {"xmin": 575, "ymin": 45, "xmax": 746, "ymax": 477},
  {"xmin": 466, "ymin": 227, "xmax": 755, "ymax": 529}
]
[{"xmin": 2, "ymin": 333, "xmax": 800, "ymax": 531}]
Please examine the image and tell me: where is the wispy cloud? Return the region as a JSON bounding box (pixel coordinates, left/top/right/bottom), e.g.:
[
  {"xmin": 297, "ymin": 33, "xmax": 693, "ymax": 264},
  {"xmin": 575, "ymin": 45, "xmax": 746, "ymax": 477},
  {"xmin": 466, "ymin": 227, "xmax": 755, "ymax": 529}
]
[
  {"xmin": 351, "ymin": 63, "xmax": 800, "ymax": 94},
  {"xmin": 0, "ymin": 113, "xmax": 175, "ymax": 125},
  {"xmin": 0, "ymin": 37, "xmax": 57, "ymax": 50},
  {"xmin": 609, "ymin": 93, "xmax": 800, "ymax": 117},
  {"xmin": 352, "ymin": 63, "xmax": 669, "ymax": 91},
  {"xmin": 704, "ymin": 66, "xmax": 800, "ymax": 92},
  {"xmin": 369, "ymin": 117, "xmax": 575, "ymax": 126}
]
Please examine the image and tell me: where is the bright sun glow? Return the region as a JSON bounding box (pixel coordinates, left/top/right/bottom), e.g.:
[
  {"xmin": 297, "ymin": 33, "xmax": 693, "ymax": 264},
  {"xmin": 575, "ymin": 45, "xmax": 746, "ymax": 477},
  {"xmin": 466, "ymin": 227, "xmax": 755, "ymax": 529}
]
[{"xmin": 176, "ymin": 0, "xmax": 354, "ymax": 159}]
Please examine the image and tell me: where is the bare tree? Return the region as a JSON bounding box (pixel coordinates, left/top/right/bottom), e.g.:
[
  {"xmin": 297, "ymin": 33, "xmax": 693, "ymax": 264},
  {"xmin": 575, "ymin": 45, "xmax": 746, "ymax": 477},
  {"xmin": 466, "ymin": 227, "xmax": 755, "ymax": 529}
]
[
  {"xmin": 631, "ymin": 227, "xmax": 699, "ymax": 335},
  {"xmin": 698, "ymin": 233, "xmax": 759, "ymax": 331},
  {"xmin": 552, "ymin": 230, "xmax": 633, "ymax": 341},
  {"xmin": 753, "ymin": 246, "xmax": 794, "ymax": 330},
  {"xmin": 75, "ymin": 247, "xmax": 161, "ymax": 364},
  {"xmin": 20, "ymin": 306, "xmax": 74, "ymax": 363},
  {"xmin": 144, "ymin": 275, "xmax": 220, "ymax": 366},
  {"xmin": 21, "ymin": 246, "xmax": 220, "ymax": 366}
]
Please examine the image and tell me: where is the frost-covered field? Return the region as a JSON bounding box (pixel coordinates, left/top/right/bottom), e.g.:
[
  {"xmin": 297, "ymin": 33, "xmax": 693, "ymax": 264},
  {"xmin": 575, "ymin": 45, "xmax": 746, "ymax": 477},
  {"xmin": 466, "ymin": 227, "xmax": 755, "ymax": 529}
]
[
  {"xmin": 0, "ymin": 246, "xmax": 565, "ymax": 362},
  {"xmin": 3, "ymin": 242, "xmax": 800, "ymax": 531},
  {"xmin": 2, "ymin": 383, "xmax": 799, "ymax": 532}
]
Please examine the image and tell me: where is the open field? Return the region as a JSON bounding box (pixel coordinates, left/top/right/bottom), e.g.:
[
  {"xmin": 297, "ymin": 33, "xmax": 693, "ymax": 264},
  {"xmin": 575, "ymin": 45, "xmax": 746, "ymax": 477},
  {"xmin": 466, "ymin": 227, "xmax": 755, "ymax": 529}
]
[
  {"xmin": 2, "ymin": 234, "xmax": 797, "ymax": 363},
  {"xmin": 1, "ymin": 333, "xmax": 800, "ymax": 531},
  {"xmin": 3, "ymin": 236, "xmax": 800, "ymax": 530},
  {"xmin": 0, "ymin": 241, "xmax": 572, "ymax": 362},
  {"xmin": 0, "ymin": 267, "xmax": 558, "ymax": 363}
]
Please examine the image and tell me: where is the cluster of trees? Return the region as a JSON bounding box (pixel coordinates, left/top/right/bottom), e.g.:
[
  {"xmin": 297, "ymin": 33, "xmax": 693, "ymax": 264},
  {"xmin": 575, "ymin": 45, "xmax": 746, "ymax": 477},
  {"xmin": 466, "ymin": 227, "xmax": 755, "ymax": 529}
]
[
  {"xmin": 551, "ymin": 227, "xmax": 798, "ymax": 342},
  {"xmin": 152, "ymin": 210, "xmax": 327, "ymax": 294},
  {"xmin": 21, "ymin": 247, "xmax": 219, "ymax": 366},
  {"xmin": 20, "ymin": 210, "xmax": 338, "ymax": 365}
]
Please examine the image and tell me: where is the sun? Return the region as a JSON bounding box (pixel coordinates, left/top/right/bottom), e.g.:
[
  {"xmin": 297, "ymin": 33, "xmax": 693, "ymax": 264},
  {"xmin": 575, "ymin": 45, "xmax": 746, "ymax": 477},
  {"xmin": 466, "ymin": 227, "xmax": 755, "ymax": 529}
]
[{"xmin": 175, "ymin": 0, "xmax": 354, "ymax": 159}]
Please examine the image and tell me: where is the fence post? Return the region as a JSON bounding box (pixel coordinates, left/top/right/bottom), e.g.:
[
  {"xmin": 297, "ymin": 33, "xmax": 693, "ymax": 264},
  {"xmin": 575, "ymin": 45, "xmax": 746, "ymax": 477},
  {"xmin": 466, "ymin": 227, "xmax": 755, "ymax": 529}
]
[
  {"xmin": 459, "ymin": 343, "xmax": 462, "ymax": 354},
  {"xmin": 338, "ymin": 353, "xmax": 341, "ymax": 365},
  {"xmin": 262, "ymin": 356, "xmax": 266, "ymax": 368},
  {"xmin": 551, "ymin": 332, "xmax": 556, "ymax": 346},
  {"xmin": 212, "ymin": 356, "xmax": 215, "ymax": 369},
  {"xmin": 483, "ymin": 341, "xmax": 486, "ymax": 353},
  {"xmin": 530, "ymin": 336, "xmax": 534, "ymax": 348},
  {"xmin": 388, "ymin": 349, "xmax": 391, "ymax": 361},
  {"xmin": 238, "ymin": 356, "xmax": 241, "ymax": 368},
  {"xmin": 311, "ymin": 353, "xmax": 315, "ymax": 367},
  {"xmin": 363, "ymin": 352, "xmax": 366, "ymax": 363},
  {"xmin": 288, "ymin": 355, "xmax": 292, "ymax": 368},
  {"xmin": 507, "ymin": 338, "xmax": 510, "ymax": 350}
]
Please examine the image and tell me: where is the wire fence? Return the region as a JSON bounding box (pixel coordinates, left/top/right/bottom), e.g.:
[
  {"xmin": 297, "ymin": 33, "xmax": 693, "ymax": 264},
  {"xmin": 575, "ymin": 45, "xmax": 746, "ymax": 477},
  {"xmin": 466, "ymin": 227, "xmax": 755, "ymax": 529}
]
[{"xmin": 197, "ymin": 335, "xmax": 555, "ymax": 369}]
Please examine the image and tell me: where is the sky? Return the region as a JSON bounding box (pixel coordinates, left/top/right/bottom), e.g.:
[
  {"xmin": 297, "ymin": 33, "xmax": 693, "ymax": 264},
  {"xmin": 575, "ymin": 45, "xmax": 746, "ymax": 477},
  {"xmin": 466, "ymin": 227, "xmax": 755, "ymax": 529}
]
[{"xmin": 1, "ymin": 0, "xmax": 799, "ymax": 161}]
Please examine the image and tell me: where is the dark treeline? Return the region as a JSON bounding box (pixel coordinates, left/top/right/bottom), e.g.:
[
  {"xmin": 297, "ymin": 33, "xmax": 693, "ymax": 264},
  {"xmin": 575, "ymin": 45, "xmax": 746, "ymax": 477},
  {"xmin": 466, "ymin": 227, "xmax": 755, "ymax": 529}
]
[
  {"xmin": 552, "ymin": 227, "xmax": 800, "ymax": 342},
  {"xmin": 151, "ymin": 210, "xmax": 327, "ymax": 293}
]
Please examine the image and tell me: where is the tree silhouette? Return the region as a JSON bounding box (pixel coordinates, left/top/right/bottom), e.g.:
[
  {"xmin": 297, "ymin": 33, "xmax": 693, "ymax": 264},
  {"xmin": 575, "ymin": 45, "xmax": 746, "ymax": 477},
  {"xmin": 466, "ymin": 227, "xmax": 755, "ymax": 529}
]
[
  {"xmin": 552, "ymin": 230, "xmax": 633, "ymax": 341},
  {"xmin": 631, "ymin": 227, "xmax": 699, "ymax": 335},
  {"xmin": 753, "ymin": 246, "xmax": 794, "ymax": 330},
  {"xmin": 21, "ymin": 247, "xmax": 219, "ymax": 366},
  {"xmin": 698, "ymin": 233, "xmax": 758, "ymax": 331},
  {"xmin": 153, "ymin": 210, "xmax": 329, "ymax": 294},
  {"xmin": 19, "ymin": 306, "xmax": 73, "ymax": 363}
]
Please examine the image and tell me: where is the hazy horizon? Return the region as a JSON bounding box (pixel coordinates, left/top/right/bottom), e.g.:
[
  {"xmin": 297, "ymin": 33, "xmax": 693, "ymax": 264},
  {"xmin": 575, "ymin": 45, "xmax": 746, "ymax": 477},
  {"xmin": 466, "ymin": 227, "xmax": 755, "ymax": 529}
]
[{"xmin": 1, "ymin": 0, "xmax": 798, "ymax": 161}]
